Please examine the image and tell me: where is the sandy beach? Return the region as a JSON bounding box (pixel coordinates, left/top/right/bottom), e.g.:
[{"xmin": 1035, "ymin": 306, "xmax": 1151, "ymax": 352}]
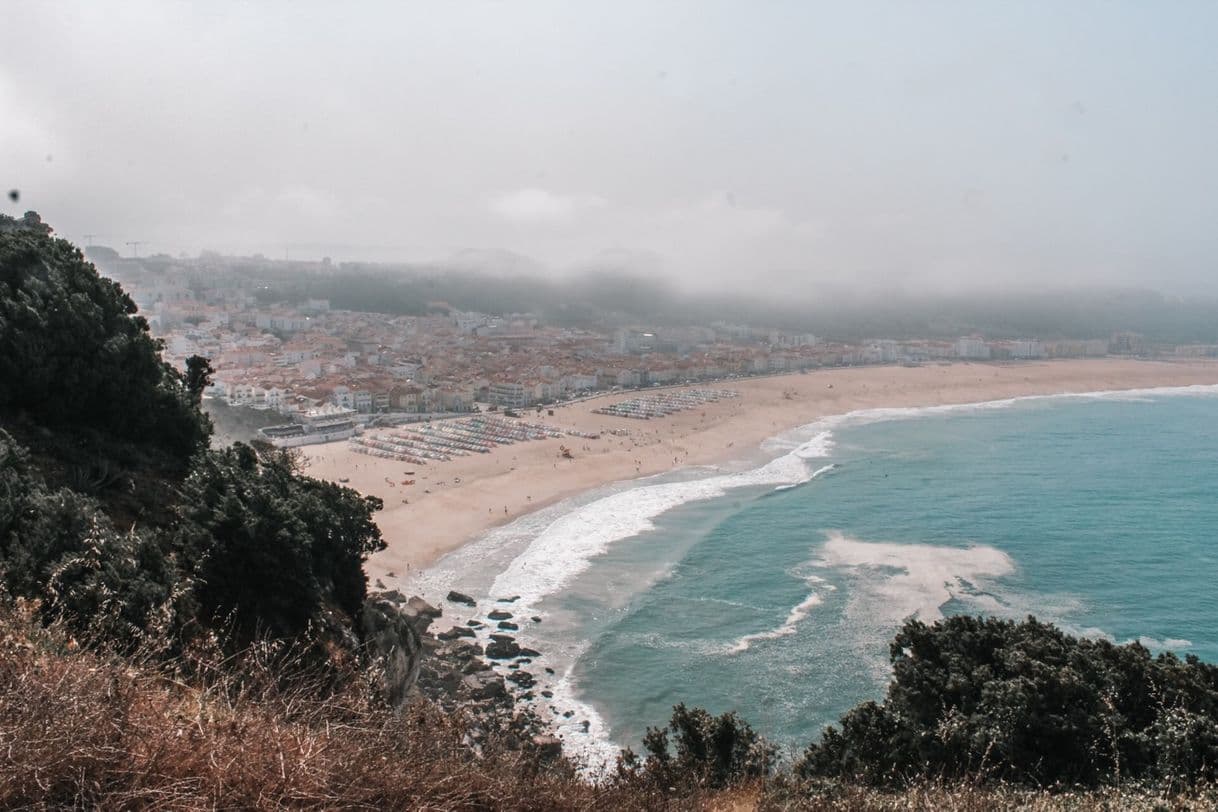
[{"xmin": 301, "ymin": 359, "xmax": 1218, "ymax": 581}]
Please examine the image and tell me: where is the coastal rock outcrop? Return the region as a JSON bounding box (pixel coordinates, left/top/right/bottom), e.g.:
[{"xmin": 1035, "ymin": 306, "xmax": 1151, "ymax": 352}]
[
  {"xmin": 360, "ymin": 594, "xmax": 425, "ymax": 710},
  {"xmin": 408, "ymin": 596, "xmax": 442, "ymax": 619},
  {"xmin": 485, "ymin": 635, "xmax": 522, "ymax": 660},
  {"xmin": 462, "ymin": 671, "xmax": 507, "ymax": 700},
  {"xmin": 506, "ymin": 670, "xmax": 536, "ymax": 689},
  {"xmin": 402, "ymin": 597, "xmax": 567, "ymax": 765},
  {"xmin": 447, "ymin": 590, "xmax": 476, "ymax": 607},
  {"xmin": 532, "ymin": 734, "xmax": 562, "ymax": 761},
  {"xmin": 437, "ymin": 625, "xmax": 476, "ymax": 641},
  {"xmin": 487, "ymin": 609, "xmax": 513, "ymax": 621}
]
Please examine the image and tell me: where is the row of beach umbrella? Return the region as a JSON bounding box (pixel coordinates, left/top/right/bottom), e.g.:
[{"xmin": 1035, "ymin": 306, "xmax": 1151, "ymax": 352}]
[
  {"xmin": 592, "ymin": 388, "xmax": 739, "ymax": 420},
  {"xmin": 347, "ymin": 416, "xmax": 566, "ymax": 463}
]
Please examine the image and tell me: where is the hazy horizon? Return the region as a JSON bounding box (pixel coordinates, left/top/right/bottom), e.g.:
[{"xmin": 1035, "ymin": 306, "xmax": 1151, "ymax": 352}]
[{"xmin": 4, "ymin": 2, "xmax": 1218, "ymax": 297}]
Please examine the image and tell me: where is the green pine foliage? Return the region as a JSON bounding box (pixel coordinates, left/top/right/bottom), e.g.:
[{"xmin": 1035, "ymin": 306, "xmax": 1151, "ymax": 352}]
[
  {"xmin": 173, "ymin": 443, "xmax": 384, "ymax": 644},
  {"xmin": 798, "ymin": 615, "xmax": 1218, "ymax": 788},
  {"xmin": 0, "ymin": 224, "xmax": 210, "ymax": 461},
  {"xmin": 618, "ymin": 703, "xmax": 777, "ymax": 791},
  {"xmin": 0, "ymin": 216, "xmax": 383, "ymax": 657}
]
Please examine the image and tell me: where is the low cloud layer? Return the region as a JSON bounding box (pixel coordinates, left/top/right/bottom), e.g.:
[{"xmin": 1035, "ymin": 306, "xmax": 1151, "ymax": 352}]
[{"xmin": 3, "ymin": 2, "xmax": 1218, "ymax": 296}]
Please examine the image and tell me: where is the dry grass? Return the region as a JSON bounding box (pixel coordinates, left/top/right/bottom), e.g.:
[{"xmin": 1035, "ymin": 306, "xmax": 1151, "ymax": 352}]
[
  {"xmin": 2, "ymin": 603, "xmax": 1215, "ymax": 811},
  {"xmin": 0, "ymin": 603, "xmax": 666, "ymax": 810}
]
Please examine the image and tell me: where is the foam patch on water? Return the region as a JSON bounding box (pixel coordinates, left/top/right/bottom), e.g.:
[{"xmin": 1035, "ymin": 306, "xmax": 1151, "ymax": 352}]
[
  {"xmin": 727, "ymin": 589, "xmax": 824, "ymax": 654},
  {"xmin": 488, "ymin": 441, "xmax": 835, "ymax": 615},
  {"xmin": 1073, "ymin": 628, "xmax": 1194, "ymax": 653},
  {"xmin": 1136, "ymin": 635, "xmax": 1194, "ymax": 650},
  {"xmin": 726, "ymin": 529, "xmax": 1021, "ymax": 657},
  {"xmin": 817, "ymin": 531, "xmax": 1015, "ymax": 625}
]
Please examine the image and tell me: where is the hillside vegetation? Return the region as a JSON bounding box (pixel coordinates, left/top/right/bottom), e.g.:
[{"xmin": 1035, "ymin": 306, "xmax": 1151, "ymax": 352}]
[
  {"xmin": 3, "ymin": 213, "xmax": 1218, "ymax": 808},
  {"xmin": 0, "ymin": 214, "xmax": 384, "ymax": 661}
]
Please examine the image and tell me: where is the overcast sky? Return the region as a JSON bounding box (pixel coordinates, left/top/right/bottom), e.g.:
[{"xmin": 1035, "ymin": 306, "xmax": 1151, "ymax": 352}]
[{"xmin": 3, "ymin": 1, "xmax": 1217, "ymax": 295}]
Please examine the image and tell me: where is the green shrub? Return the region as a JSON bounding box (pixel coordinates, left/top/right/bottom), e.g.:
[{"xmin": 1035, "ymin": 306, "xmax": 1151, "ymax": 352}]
[
  {"xmin": 0, "ymin": 225, "xmax": 211, "ymax": 461},
  {"xmin": 798, "ymin": 615, "xmax": 1218, "ymax": 788},
  {"xmin": 620, "ymin": 703, "xmax": 776, "ymax": 790}
]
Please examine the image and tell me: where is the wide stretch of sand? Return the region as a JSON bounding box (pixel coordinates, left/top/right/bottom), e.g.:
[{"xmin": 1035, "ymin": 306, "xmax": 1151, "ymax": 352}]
[{"xmin": 302, "ymin": 359, "xmax": 1218, "ymax": 581}]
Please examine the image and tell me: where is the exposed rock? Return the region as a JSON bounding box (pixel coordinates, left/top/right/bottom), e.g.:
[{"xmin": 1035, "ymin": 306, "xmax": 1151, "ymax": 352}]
[
  {"xmin": 436, "ymin": 626, "xmax": 476, "ymax": 641},
  {"xmin": 563, "ymin": 710, "xmax": 575, "ymax": 718},
  {"xmin": 360, "ymin": 596, "xmax": 423, "ymax": 710},
  {"xmin": 544, "ymin": 667, "xmax": 555, "ymax": 675},
  {"xmin": 441, "ymin": 640, "xmax": 483, "ymax": 660},
  {"xmin": 532, "ymin": 734, "xmax": 563, "ymax": 760},
  {"xmin": 541, "ymin": 690, "xmax": 554, "ymax": 698},
  {"xmin": 531, "ymin": 616, "xmax": 542, "ymax": 623},
  {"xmin": 519, "ymin": 647, "xmax": 541, "ymax": 658},
  {"xmin": 461, "ymin": 671, "xmax": 506, "ymax": 700},
  {"xmin": 411, "ymin": 620, "xmax": 554, "ymax": 754},
  {"xmin": 497, "ymin": 595, "xmax": 521, "ymax": 603},
  {"xmin": 447, "ymin": 590, "xmax": 476, "ymax": 607},
  {"xmin": 466, "ymin": 619, "xmax": 483, "ymax": 627},
  {"xmin": 380, "ymin": 589, "xmax": 406, "ymax": 604},
  {"xmin": 407, "ymin": 596, "xmax": 442, "ymax": 618},
  {"xmin": 507, "ymin": 670, "xmax": 536, "ymax": 689},
  {"xmin": 497, "ymin": 621, "xmax": 519, "ymax": 631},
  {"xmin": 487, "ymin": 609, "xmax": 513, "ymax": 621},
  {"xmin": 485, "ymin": 636, "xmax": 522, "ymax": 660}
]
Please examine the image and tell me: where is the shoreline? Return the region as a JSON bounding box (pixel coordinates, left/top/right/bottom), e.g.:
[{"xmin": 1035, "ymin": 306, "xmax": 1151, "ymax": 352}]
[{"xmin": 301, "ymin": 359, "xmax": 1218, "ymax": 583}]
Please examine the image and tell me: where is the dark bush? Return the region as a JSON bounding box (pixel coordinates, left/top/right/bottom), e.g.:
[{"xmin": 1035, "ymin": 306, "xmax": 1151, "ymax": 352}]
[
  {"xmin": 619, "ymin": 702, "xmax": 776, "ymax": 790},
  {"xmin": 798, "ymin": 615, "xmax": 1218, "ymax": 788},
  {"xmin": 172, "ymin": 443, "xmax": 384, "ymax": 645},
  {"xmin": 0, "ymin": 223, "xmax": 210, "ymax": 461}
]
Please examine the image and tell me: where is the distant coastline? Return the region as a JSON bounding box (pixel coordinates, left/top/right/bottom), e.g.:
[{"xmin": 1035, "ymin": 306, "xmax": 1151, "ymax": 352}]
[{"xmin": 302, "ymin": 359, "xmax": 1218, "ymax": 584}]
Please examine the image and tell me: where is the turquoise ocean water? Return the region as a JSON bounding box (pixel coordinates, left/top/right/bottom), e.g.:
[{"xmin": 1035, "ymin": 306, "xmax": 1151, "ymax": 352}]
[{"xmin": 410, "ymin": 386, "xmax": 1218, "ymax": 766}]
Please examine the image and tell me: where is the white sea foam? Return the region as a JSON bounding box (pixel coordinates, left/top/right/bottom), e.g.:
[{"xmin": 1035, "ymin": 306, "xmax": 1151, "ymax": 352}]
[
  {"xmin": 1132, "ymin": 635, "xmax": 1193, "ymax": 650},
  {"xmin": 727, "ymin": 590, "xmax": 824, "ymax": 654},
  {"xmin": 817, "ymin": 531, "xmax": 1015, "ymax": 625},
  {"xmin": 544, "ymin": 663, "xmax": 618, "ymax": 771},
  {"xmin": 1077, "ymin": 628, "xmax": 1194, "ymax": 652},
  {"xmin": 788, "ymin": 382, "xmax": 1218, "ymax": 439},
  {"xmin": 487, "ymin": 439, "xmax": 835, "ymax": 615}
]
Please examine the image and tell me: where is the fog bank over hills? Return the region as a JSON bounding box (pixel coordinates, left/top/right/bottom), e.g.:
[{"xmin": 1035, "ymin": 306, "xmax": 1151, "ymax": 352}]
[
  {"xmin": 300, "ymin": 271, "xmax": 1218, "ymax": 344},
  {"xmin": 93, "ymin": 241, "xmax": 1218, "ymax": 345}
]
